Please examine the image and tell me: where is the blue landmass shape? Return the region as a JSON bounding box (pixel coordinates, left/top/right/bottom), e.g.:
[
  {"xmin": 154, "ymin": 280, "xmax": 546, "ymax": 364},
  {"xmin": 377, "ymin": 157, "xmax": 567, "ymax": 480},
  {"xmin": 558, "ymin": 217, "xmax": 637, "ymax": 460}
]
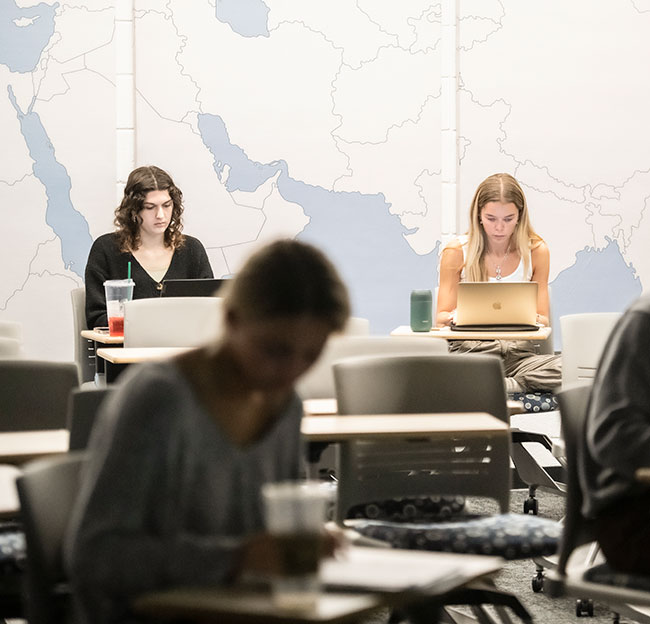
[
  {"xmin": 197, "ymin": 112, "xmax": 439, "ymax": 333},
  {"xmin": 0, "ymin": 0, "xmax": 58, "ymax": 73},
  {"xmin": 550, "ymin": 239, "xmax": 642, "ymax": 350},
  {"xmin": 8, "ymin": 86, "xmax": 92, "ymax": 278},
  {"xmin": 215, "ymin": 0, "xmax": 270, "ymax": 38}
]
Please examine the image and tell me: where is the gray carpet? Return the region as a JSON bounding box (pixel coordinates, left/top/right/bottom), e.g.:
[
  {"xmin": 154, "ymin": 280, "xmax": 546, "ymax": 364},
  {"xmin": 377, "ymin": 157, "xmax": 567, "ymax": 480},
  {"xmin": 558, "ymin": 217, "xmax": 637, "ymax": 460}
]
[{"xmin": 357, "ymin": 489, "xmax": 644, "ymax": 624}]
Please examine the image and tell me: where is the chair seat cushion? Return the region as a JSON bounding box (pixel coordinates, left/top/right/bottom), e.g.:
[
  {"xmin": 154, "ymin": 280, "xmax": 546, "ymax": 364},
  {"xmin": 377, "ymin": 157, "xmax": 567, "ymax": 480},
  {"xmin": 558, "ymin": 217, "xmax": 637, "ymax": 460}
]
[
  {"xmin": 584, "ymin": 563, "xmax": 650, "ymax": 592},
  {"xmin": 510, "ymin": 392, "xmax": 558, "ymax": 413},
  {"xmin": 346, "ymin": 495, "xmax": 466, "ymax": 522},
  {"xmin": 350, "ymin": 513, "xmax": 561, "ymax": 560},
  {"xmin": 0, "ymin": 524, "xmax": 25, "ymax": 574}
]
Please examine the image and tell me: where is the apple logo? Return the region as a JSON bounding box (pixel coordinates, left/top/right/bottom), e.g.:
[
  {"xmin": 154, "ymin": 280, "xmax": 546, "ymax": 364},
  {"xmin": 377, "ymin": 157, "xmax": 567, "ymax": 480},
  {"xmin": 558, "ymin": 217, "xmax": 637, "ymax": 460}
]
[{"xmin": 492, "ymin": 302, "xmax": 502, "ymax": 310}]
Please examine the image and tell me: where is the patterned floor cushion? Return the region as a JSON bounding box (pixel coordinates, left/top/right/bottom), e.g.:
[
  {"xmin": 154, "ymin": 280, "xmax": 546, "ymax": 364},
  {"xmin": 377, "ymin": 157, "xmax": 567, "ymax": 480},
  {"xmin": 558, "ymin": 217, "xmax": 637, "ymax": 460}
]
[
  {"xmin": 350, "ymin": 513, "xmax": 561, "ymax": 560},
  {"xmin": 346, "ymin": 495, "xmax": 466, "ymax": 522},
  {"xmin": 510, "ymin": 392, "xmax": 558, "ymax": 413}
]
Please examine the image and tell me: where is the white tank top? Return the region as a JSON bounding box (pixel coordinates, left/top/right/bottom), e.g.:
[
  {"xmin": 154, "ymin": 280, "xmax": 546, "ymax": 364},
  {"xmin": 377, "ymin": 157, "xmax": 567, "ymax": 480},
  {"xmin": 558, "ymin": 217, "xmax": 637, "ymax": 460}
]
[{"xmin": 454, "ymin": 235, "xmax": 532, "ymax": 282}]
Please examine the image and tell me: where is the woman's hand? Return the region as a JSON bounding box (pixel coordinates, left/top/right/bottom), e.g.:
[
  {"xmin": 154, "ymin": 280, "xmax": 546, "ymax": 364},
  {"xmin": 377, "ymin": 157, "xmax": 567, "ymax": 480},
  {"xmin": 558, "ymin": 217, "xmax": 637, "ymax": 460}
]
[
  {"xmin": 234, "ymin": 529, "xmax": 343, "ymax": 579},
  {"xmin": 436, "ymin": 310, "xmax": 455, "ymax": 327}
]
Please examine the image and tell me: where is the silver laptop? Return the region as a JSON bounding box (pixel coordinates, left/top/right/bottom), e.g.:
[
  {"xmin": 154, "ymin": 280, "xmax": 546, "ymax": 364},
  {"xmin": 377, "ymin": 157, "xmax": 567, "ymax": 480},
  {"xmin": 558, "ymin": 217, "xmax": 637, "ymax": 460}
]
[{"xmin": 452, "ymin": 282, "xmax": 538, "ymax": 331}]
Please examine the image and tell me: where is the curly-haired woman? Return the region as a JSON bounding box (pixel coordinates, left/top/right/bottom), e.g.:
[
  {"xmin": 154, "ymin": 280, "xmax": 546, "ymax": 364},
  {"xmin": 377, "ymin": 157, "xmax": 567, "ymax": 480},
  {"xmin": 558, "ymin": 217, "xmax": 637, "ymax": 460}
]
[{"xmin": 84, "ymin": 166, "xmax": 213, "ymax": 329}]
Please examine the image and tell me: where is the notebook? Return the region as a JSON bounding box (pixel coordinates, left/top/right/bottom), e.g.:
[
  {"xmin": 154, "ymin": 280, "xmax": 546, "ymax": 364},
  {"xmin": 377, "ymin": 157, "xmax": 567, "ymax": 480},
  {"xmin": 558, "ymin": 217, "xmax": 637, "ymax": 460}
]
[
  {"xmin": 451, "ymin": 281, "xmax": 538, "ymax": 331},
  {"xmin": 321, "ymin": 546, "xmax": 502, "ymax": 593},
  {"xmin": 160, "ymin": 278, "xmax": 227, "ymax": 297}
]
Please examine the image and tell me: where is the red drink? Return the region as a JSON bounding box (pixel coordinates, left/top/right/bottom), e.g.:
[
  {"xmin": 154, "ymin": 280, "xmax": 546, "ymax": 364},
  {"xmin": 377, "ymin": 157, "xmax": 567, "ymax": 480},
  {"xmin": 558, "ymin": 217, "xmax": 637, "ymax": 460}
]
[{"xmin": 108, "ymin": 316, "xmax": 124, "ymax": 337}]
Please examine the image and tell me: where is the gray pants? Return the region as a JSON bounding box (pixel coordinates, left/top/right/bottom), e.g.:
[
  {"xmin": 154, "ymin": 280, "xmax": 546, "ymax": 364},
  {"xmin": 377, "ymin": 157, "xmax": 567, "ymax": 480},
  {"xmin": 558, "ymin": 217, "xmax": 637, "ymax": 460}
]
[{"xmin": 448, "ymin": 339, "xmax": 562, "ymax": 392}]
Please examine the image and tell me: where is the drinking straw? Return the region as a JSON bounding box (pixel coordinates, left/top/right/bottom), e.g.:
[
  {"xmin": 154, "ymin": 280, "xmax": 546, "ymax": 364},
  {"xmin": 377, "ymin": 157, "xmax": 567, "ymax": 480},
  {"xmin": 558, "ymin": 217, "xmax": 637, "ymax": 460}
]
[{"xmin": 127, "ymin": 261, "xmax": 131, "ymax": 280}]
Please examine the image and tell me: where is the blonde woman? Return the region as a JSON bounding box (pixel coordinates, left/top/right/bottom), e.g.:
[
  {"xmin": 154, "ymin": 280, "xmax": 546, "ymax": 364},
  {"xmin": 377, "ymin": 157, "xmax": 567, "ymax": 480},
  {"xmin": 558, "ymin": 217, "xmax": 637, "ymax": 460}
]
[{"xmin": 436, "ymin": 173, "xmax": 561, "ymax": 392}]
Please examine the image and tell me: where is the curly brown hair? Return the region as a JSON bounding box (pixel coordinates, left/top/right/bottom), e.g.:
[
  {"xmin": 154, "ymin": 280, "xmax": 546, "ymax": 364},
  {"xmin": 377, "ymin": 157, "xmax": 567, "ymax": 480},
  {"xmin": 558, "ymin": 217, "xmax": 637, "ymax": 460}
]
[{"xmin": 114, "ymin": 166, "xmax": 185, "ymax": 252}]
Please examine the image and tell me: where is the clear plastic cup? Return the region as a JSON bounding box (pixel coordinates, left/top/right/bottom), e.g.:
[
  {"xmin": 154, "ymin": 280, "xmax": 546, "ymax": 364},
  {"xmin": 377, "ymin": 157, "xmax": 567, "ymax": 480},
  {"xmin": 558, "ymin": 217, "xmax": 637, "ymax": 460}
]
[
  {"xmin": 103, "ymin": 279, "xmax": 135, "ymax": 337},
  {"xmin": 261, "ymin": 481, "xmax": 331, "ymax": 610}
]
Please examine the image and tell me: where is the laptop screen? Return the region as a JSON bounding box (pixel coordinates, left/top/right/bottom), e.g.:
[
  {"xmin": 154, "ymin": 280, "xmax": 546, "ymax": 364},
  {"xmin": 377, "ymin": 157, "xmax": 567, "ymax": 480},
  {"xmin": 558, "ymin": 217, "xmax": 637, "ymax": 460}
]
[
  {"xmin": 160, "ymin": 278, "xmax": 227, "ymax": 297},
  {"xmin": 454, "ymin": 281, "xmax": 538, "ymax": 328}
]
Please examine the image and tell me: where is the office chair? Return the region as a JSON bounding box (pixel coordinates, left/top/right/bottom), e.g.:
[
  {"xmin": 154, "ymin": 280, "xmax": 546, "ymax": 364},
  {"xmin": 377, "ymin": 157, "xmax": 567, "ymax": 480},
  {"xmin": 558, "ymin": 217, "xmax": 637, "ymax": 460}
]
[
  {"xmin": 297, "ymin": 334, "xmax": 447, "ymax": 400},
  {"xmin": 560, "ymin": 312, "xmax": 621, "ymax": 388},
  {"xmin": 67, "ymin": 387, "xmax": 114, "ymax": 451},
  {"xmin": 333, "ymin": 354, "xmax": 561, "ymax": 548},
  {"xmin": 333, "ymin": 354, "xmax": 561, "ymax": 623},
  {"xmin": 70, "ymin": 287, "xmax": 95, "ymax": 385},
  {"xmin": 16, "ymin": 453, "xmax": 86, "ymax": 624},
  {"xmin": 0, "ymin": 337, "xmax": 22, "ymax": 358},
  {"xmin": 546, "ymin": 385, "xmax": 650, "ymax": 623},
  {"xmin": 0, "ymin": 360, "xmax": 79, "ymax": 431}
]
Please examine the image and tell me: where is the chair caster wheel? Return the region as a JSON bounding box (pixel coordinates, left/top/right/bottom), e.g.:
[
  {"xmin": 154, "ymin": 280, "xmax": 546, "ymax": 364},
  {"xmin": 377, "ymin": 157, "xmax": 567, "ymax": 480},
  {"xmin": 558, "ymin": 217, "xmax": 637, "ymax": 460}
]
[
  {"xmin": 531, "ymin": 573, "xmax": 544, "ymax": 592},
  {"xmin": 576, "ymin": 598, "xmax": 594, "ymax": 617},
  {"xmin": 523, "ymin": 497, "xmax": 539, "ymax": 515}
]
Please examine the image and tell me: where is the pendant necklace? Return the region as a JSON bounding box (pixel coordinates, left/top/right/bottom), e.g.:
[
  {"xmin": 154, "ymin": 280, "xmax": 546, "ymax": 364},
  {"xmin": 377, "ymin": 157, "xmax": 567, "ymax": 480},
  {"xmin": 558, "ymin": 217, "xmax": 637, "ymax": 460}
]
[{"xmin": 494, "ymin": 247, "xmax": 510, "ymax": 281}]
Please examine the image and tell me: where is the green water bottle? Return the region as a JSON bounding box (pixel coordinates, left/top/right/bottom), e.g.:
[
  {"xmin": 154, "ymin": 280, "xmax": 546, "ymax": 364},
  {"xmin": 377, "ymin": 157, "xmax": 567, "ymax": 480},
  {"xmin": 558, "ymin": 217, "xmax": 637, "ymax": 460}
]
[{"xmin": 410, "ymin": 290, "xmax": 432, "ymax": 332}]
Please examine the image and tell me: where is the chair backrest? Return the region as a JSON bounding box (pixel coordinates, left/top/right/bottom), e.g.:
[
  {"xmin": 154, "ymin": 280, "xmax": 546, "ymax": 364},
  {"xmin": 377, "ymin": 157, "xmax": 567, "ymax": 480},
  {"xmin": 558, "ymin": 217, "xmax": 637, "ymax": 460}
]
[
  {"xmin": 67, "ymin": 387, "xmax": 114, "ymax": 451},
  {"xmin": 333, "ymin": 354, "xmax": 511, "ymax": 519},
  {"xmin": 0, "ymin": 320, "xmax": 22, "ymax": 341},
  {"xmin": 71, "ymin": 287, "xmax": 95, "ymax": 384},
  {"xmin": 123, "ymin": 296, "xmax": 223, "ymax": 348},
  {"xmin": 343, "ymin": 317, "xmax": 370, "ymax": 335},
  {"xmin": 0, "ymin": 360, "xmax": 79, "ymax": 431},
  {"xmin": 560, "ymin": 313, "xmax": 621, "ymax": 388},
  {"xmin": 0, "ymin": 336, "xmax": 22, "ymax": 358},
  {"xmin": 555, "ymin": 384, "xmax": 594, "ymax": 574},
  {"xmin": 297, "ymin": 335, "xmax": 448, "ymax": 399},
  {"xmin": 16, "ymin": 453, "xmax": 86, "ymax": 624},
  {"xmin": 334, "ymin": 353, "xmax": 509, "ymax": 422}
]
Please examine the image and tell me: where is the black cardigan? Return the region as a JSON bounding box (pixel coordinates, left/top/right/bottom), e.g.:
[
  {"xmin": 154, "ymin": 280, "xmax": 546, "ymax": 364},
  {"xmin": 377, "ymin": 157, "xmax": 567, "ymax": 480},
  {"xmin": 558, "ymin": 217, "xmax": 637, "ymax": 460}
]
[{"xmin": 84, "ymin": 233, "xmax": 214, "ymax": 329}]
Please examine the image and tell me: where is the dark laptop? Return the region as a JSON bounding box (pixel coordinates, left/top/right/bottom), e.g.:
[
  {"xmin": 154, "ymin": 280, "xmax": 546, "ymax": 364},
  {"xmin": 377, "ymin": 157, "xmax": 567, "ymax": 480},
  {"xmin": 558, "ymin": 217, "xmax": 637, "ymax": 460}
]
[{"xmin": 160, "ymin": 278, "xmax": 227, "ymax": 297}]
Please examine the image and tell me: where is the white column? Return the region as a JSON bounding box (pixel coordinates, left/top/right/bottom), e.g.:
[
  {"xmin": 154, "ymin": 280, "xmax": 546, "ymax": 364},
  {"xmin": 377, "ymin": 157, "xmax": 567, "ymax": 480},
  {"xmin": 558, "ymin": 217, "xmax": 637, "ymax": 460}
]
[
  {"xmin": 440, "ymin": 0, "xmax": 459, "ymax": 240},
  {"xmin": 115, "ymin": 0, "xmax": 135, "ymax": 202}
]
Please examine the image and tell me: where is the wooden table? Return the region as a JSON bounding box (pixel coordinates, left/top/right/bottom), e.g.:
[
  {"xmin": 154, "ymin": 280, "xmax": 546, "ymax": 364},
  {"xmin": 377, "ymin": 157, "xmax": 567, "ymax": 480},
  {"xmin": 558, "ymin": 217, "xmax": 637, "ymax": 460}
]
[
  {"xmin": 391, "ymin": 325, "xmax": 552, "ymax": 341},
  {"xmin": 80, "ymin": 329, "xmax": 124, "ymax": 344},
  {"xmin": 134, "ymin": 547, "xmax": 503, "ymax": 624},
  {"xmin": 0, "ymin": 429, "xmax": 70, "ymax": 517},
  {"xmin": 96, "ymin": 347, "xmax": 191, "ymax": 382},
  {"xmin": 0, "ymin": 429, "xmax": 69, "ymax": 465},
  {"xmin": 301, "ymin": 412, "xmax": 508, "ymax": 442},
  {"xmin": 303, "ymin": 397, "xmax": 524, "ymax": 417}
]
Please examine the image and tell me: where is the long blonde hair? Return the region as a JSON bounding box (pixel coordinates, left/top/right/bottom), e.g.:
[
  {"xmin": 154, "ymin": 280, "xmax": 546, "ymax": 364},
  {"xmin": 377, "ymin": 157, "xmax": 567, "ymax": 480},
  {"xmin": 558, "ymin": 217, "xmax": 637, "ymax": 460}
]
[{"xmin": 464, "ymin": 173, "xmax": 542, "ymax": 282}]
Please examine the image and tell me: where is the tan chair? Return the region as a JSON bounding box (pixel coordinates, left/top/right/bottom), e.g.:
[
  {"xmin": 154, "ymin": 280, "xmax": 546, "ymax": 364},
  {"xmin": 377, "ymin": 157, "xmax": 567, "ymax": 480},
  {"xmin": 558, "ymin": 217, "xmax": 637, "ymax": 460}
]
[
  {"xmin": 123, "ymin": 296, "xmax": 223, "ymax": 348},
  {"xmin": 0, "ymin": 337, "xmax": 22, "ymax": 358},
  {"xmin": 297, "ymin": 334, "xmax": 447, "ymax": 400}
]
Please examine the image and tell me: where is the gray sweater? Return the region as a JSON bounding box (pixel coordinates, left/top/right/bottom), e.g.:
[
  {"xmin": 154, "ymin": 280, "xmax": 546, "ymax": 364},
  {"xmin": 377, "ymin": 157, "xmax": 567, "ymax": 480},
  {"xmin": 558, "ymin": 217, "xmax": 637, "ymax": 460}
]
[
  {"xmin": 65, "ymin": 359, "xmax": 303, "ymax": 624},
  {"xmin": 579, "ymin": 293, "xmax": 650, "ymax": 517}
]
